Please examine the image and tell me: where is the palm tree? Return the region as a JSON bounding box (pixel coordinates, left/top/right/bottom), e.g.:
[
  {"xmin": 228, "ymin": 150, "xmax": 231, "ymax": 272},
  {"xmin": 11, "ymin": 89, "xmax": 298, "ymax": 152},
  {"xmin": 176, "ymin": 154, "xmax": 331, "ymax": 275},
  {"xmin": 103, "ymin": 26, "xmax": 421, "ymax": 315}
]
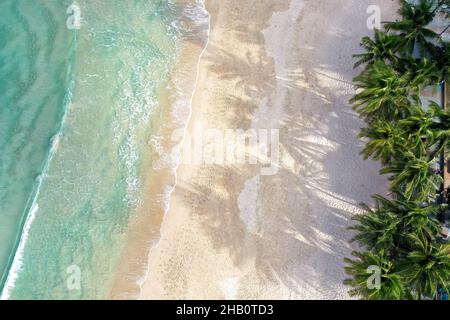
[
  {"xmin": 384, "ymin": 0, "xmax": 440, "ymax": 57},
  {"xmin": 351, "ymin": 59, "xmax": 439, "ymax": 121},
  {"xmin": 431, "ymin": 102, "xmax": 450, "ymax": 153},
  {"xmin": 351, "ymin": 202, "xmax": 400, "ymax": 253},
  {"xmin": 353, "ymin": 29, "xmax": 402, "ymax": 68},
  {"xmin": 344, "ymin": 250, "xmax": 406, "ymax": 300},
  {"xmin": 380, "ymin": 150, "xmax": 443, "ymax": 201},
  {"xmin": 351, "ymin": 193, "xmax": 444, "ymax": 253},
  {"xmin": 359, "ymin": 120, "xmax": 411, "ymax": 165},
  {"xmin": 346, "ymin": 0, "xmax": 450, "ymax": 301},
  {"xmin": 399, "ymin": 104, "xmax": 439, "ymax": 138},
  {"xmin": 401, "ymin": 57, "xmax": 442, "ymax": 87},
  {"xmin": 350, "ymin": 61, "xmax": 413, "ymax": 121},
  {"xmin": 400, "ymin": 102, "xmax": 450, "ymax": 156},
  {"xmin": 400, "ymin": 199, "xmax": 443, "ymax": 241},
  {"xmin": 398, "ymin": 233, "xmax": 450, "ymax": 299}
]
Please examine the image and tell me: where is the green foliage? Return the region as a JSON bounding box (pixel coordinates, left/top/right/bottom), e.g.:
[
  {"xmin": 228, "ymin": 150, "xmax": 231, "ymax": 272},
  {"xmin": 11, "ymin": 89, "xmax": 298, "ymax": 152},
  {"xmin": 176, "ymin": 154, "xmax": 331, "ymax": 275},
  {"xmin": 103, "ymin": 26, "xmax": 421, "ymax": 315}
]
[
  {"xmin": 430, "ymin": 42, "xmax": 450, "ymax": 81},
  {"xmin": 400, "ymin": 102, "xmax": 450, "ymax": 156},
  {"xmin": 399, "ymin": 234, "xmax": 450, "ymax": 298},
  {"xmin": 380, "ymin": 151, "xmax": 442, "ymax": 202},
  {"xmin": 351, "ymin": 194, "xmax": 444, "ymax": 252},
  {"xmin": 346, "ymin": 0, "xmax": 450, "ymax": 300},
  {"xmin": 359, "ymin": 120, "xmax": 411, "ymax": 164},
  {"xmin": 402, "ymin": 57, "xmax": 442, "ymax": 86},
  {"xmin": 346, "ymin": 193, "xmax": 448, "ymax": 299},
  {"xmin": 351, "ymin": 59, "xmax": 439, "ymax": 121},
  {"xmin": 384, "ymin": 0, "xmax": 440, "ymax": 56},
  {"xmin": 344, "ymin": 251, "xmax": 406, "ymax": 300},
  {"xmin": 353, "ymin": 29, "xmax": 402, "ymax": 68},
  {"xmin": 351, "ymin": 61, "xmax": 414, "ymax": 121}
]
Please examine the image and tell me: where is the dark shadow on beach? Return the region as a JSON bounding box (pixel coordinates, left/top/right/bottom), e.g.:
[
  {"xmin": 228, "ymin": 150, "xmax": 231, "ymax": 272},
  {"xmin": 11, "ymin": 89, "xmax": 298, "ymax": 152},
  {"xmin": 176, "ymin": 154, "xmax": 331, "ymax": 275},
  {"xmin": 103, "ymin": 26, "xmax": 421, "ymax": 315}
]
[{"xmin": 164, "ymin": 0, "xmax": 394, "ymax": 298}]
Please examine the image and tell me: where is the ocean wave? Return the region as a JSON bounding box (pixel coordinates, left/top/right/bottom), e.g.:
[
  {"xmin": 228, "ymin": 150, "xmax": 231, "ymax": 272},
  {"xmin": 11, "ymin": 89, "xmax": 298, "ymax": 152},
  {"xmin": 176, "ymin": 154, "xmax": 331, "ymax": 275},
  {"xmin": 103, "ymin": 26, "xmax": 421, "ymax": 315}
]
[
  {"xmin": 0, "ymin": 203, "xmax": 39, "ymax": 300},
  {"xmin": 0, "ymin": 29, "xmax": 78, "ymax": 299},
  {"xmin": 1, "ymin": 0, "xmax": 210, "ymax": 299}
]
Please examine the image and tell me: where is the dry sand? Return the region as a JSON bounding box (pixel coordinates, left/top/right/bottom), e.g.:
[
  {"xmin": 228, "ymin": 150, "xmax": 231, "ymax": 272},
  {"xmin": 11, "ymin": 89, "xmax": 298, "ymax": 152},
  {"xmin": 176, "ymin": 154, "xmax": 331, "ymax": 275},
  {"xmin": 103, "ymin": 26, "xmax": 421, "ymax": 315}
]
[{"xmin": 139, "ymin": 0, "xmax": 398, "ymax": 299}]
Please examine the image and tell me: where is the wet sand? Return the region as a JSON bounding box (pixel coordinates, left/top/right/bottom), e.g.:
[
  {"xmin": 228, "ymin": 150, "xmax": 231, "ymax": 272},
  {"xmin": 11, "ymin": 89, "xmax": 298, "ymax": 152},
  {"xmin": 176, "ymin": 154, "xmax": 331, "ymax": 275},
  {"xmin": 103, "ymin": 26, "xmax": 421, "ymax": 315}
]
[{"xmin": 138, "ymin": 0, "xmax": 397, "ymax": 299}]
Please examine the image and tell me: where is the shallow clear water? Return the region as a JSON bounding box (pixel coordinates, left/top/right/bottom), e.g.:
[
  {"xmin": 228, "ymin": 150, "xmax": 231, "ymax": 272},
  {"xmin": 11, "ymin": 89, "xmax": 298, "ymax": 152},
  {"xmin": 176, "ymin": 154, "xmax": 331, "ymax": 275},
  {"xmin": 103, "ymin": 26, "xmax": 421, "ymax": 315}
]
[
  {"xmin": 0, "ymin": 0, "xmax": 74, "ymax": 292},
  {"xmin": 0, "ymin": 0, "xmax": 205, "ymax": 299}
]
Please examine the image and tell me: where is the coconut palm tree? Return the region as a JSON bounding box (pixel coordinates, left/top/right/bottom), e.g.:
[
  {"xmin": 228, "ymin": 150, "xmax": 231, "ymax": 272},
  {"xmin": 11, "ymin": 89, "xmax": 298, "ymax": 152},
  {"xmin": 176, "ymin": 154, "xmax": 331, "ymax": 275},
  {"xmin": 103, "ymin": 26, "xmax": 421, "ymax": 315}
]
[
  {"xmin": 431, "ymin": 104, "xmax": 450, "ymax": 153},
  {"xmin": 400, "ymin": 102, "xmax": 450, "ymax": 156},
  {"xmin": 350, "ymin": 61, "xmax": 413, "ymax": 121},
  {"xmin": 380, "ymin": 149, "xmax": 443, "ymax": 201},
  {"xmin": 351, "ymin": 201, "xmax": 401, "ymax": 253},
  {"xmin": 359, "ymin": 120, "xmax": 411, "ymax": 165},
  {"xmin": 400, "ymin": 199, "xmax": 443, "ymax": 241},
  {"xmin": 348, "ymin": 193, "xmax": 447, "ymax": 300},
  {"xmin": 353, "ymin": 29, "xmax": 402, "ymax": 68},
  {"xmin": 398, "ymin": 233, "xmax": 450, "ymax": 299},
  {"xmin": 401, "ymin": 57, "xmax": 442, "ymax": 86},
  {"xmin": 351, "ymin": 193, "xmax": 443, "ymax": 253},
  {"xmin": 399, "ymin": 104, "xmax": 440, "ymax": 138},
  {"xmin": 346, "ymin": 0, "xmax": 450, "ymax": 301},
  {"xmin": 344, "ymin": 250, "xmax": 406, "ymax": 300},
  {"xmin": 384, "ymin": 0, "xmax": 440, "ymax": 57},
  {"xmin": 351, "ymin": 59, "xmax": 440, "ymax": 121}
]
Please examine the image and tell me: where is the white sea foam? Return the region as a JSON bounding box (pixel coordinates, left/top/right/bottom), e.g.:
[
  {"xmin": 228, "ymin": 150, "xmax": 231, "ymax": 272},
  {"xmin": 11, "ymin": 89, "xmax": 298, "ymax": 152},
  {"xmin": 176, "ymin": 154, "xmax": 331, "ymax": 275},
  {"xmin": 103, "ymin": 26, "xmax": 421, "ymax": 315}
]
[
  {"xmin": 149, "ymin": 135, "xmax": 164, "ymax": 156},
  {"xmin": 50, "ymin": 133, "xmax": 61, "ymax": 153},
  {"xmin": 156, "ymin": 185, "xmax": 175, "ymax": 214},
  {"xmin": 1, "ymin": 128, "xmax": 69, "ymax": 299},
  {"xmin": 0, "ymin": 203, "xmax": 39, "ymax": 300},
  {"xmin": 137, "ymin": 0, "xmax": 211, "ymax": 299},
  {"xmin": 166, "ymin": 0, "xmax": 210, "ymax": 199},
  {"xmin": 155, "ymin": 0, "xmax": 210, "ymax": 218}
]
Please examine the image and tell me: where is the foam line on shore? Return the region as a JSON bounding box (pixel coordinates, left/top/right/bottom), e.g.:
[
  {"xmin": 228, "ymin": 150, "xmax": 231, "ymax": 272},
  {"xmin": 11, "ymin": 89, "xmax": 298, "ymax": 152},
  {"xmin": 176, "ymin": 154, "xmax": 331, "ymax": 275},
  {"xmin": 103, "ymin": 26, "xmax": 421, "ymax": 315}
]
[{"xmin": 136, "ymin": 0, "xmax": 211, "ymax": 298}]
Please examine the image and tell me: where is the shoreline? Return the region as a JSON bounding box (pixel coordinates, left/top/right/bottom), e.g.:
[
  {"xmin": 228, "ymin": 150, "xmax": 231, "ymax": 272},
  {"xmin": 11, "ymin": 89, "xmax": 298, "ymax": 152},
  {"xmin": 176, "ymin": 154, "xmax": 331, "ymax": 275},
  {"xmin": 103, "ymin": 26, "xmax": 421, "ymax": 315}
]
[
  {"xmin": 135, "ymin": 0, "xmax": 213, "ymax": 298},
  {"xmin": 138, "ymin": 0, "xmax": 398, "ymax": 299},
  {"xmin": 139, "ymin": 0, "xmax": 295, "ymax": 299},
  {"xmin": 109, "ymin": 0, "xmax": 211, "ymax": 299}
]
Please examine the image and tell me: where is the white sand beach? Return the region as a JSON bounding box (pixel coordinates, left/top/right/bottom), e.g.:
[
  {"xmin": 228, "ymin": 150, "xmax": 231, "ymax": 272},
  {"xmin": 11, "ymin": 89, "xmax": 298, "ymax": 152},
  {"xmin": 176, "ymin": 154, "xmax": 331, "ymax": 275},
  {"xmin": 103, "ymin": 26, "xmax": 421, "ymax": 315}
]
[{"xmin": 138, "ymin": 0, "xmax": 399, "ymax": 299}]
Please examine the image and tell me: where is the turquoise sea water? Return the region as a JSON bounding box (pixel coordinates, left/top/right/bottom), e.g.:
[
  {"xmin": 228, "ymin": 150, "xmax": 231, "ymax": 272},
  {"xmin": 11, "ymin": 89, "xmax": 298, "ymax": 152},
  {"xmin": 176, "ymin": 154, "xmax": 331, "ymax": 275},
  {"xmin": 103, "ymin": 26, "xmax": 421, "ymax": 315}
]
[{"xmin": 0, "ymin": 0, "xmax": 206, "ymax": 299}]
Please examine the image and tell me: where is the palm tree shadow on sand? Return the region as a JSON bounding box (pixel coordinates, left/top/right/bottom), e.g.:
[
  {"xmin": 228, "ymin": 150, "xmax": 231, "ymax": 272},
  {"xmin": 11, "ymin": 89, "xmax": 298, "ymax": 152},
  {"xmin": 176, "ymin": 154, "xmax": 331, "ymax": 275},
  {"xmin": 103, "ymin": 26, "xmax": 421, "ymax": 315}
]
[{"xmin": 169, "ymin": 0, "xmax": 394, "ymax": 299}]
